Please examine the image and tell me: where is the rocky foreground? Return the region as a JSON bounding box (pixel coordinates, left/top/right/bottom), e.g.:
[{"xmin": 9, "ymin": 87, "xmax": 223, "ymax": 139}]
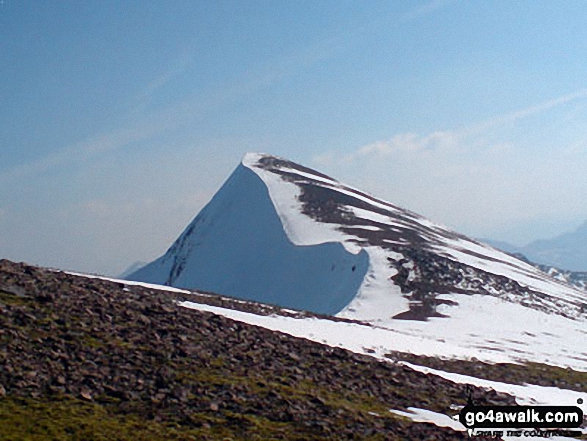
[{"xmin": 0, "ymin": 259, "xmax": 535, "ymax": 440}]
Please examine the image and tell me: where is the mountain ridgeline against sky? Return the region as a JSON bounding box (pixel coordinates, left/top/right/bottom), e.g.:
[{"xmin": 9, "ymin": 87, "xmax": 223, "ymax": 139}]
[{"xmin": 128, "ymin": 153, "xmax": 587, "ymax": 322}]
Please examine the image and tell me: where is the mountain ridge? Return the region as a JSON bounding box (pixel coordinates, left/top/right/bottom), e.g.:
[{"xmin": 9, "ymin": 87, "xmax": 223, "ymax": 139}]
[
  {"xmin": 129, "ymin": 153, "xmax": 587, "ymax": 323},
  {"xmin": 129, "ymin": 159, "xmax": 369, "ymax": 315}
]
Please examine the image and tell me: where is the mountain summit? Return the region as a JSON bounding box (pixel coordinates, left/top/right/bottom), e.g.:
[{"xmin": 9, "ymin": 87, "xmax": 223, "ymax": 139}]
[{"xmin": 128, "ymin": 153, "xmax": 587, "ymax": 322}]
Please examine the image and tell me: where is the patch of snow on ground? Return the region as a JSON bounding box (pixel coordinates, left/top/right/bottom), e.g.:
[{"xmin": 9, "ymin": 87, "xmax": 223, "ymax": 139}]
[
  {"xmin": 266, "ymin": 166, "xmax": 338, "ymax": 186},
  {"xmin": 390, "ymin": 405, "xmax": 583, "ymax": 440},
  {"xmin": 389, "ymin": 407, "xmax": 465, "ymax": 431},
  {"xmin": 403, "ymin": 362, "xmax": 586, "ymax": 413},
  {"xmin": 346, "ymin": 206, "xmax": 395, "ymax": 225},
  {"xmin": 63, "ymin": 271, "xmax": 192, "ymax": 294},
  {"xmin": 179, "ymin": 299, "xmax": 586, "ymax": 439},
  {"xmin": 403, "ymin": 363, "xmax": 586, "ymax": 440},
  {"xmin": 348, "ymin": 225, "xmax": 382, "ymax": 231}
]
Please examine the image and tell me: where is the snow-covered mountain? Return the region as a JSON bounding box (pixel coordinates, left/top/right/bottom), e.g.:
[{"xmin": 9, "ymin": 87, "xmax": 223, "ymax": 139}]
[
  {"xmin": 129, "ymin": 153, "xmax": 587, "ymax": 325},
  {"xmin": 536, "ymin": 265, "xmax": 587, "ymax": 292},
  {"xmin": 6, "ymin": 259, "xmax": 587, "ymax": 438}
]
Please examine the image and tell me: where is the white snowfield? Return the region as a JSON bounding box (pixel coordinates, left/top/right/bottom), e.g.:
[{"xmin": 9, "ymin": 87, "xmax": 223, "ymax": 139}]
[
  {"xmin": 77, "ymin": 267, "xmax": 586, "ymax": 371},
  {"xmin": 178, "ymin": 297, "xmax": 587, "ymax": 372}
]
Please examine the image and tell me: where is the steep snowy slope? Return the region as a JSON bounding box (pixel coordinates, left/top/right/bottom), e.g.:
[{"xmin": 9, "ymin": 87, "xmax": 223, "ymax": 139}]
[
  {"xmin": 130, "ymin": 162, "xmax": 368, "ymax": 314},
  {"xmin": 129, "ymin": 153, "xmax": 587, "ymax": 323}
]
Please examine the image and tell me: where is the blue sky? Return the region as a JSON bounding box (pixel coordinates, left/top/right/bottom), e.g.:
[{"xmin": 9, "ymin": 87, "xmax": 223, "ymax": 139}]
[{"xmin": 2, "ymin": 0, "xmax": 587, "ymax": 275}]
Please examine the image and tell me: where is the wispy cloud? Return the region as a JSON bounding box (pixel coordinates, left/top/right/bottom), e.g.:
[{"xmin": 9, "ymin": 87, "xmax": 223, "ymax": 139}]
[
  {"xmin": 316, "ymin": 88, "xmax": 587, "ymax": 166},
  {"xmin": 0, "ymin": 123, "xmax": 163, "ymax": 185},
  {"xmin": 1, "ymin": 48, "xmax": 197, "ymax": 186},
  {"xmin": 131, "ymin": 50, "xmax": 193, "ymax": 113},
  {"xmin": 1, "ymin": 29, "xmax": 345, "ymax": 186},
  {"xmin": 464, "ymin": 88, "xmax": 587, "ymax": 136}
]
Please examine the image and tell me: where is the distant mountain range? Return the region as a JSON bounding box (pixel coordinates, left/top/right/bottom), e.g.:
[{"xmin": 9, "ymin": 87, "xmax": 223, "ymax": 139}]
[{"xmin": 483, "ymin": 221, "xmax": 587, "ymax": 273}]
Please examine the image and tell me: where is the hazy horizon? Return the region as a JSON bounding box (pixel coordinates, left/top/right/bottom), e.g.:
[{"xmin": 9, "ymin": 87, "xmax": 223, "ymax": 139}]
[{"xmin": 2, "ymin": 1, "xmax": 587, "ymax": 276}]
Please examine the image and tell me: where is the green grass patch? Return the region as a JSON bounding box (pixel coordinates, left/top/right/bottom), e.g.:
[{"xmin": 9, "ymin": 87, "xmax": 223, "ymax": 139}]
[
  {"xmin": 0, "ymin": 394, "xmax": 399, "ymax": 441},
  {"xmin": 0, "ymin": 396, "xmax": 205, "ymax": 441}
]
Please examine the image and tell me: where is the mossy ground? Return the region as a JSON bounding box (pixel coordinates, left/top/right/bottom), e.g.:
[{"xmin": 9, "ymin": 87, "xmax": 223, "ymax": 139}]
[
  {"xmin": 1, "ymin": 396, "xmax": 202, "ymax": 441},
  {"xmin": 0, "ymin": 388, "xmax": 401, "ymax": 441}
]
